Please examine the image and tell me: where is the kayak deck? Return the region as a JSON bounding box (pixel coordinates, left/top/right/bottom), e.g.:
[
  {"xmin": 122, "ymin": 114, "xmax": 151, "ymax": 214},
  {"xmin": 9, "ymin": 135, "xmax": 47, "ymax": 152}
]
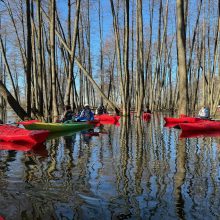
[{"xmin": 21, "ymin": 121, "xmax": 94, "ymax": 132}]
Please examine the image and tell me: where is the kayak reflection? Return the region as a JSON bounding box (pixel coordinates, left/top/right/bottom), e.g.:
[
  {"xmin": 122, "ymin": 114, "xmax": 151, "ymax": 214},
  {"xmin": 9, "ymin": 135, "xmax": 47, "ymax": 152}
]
[
  {"xmin": 180, "ymin": 130, "xmax": 220, "ymax": 138},
  {"xmin": 0, "ymin": 141, "xmax": 48, "ymax": 157}
]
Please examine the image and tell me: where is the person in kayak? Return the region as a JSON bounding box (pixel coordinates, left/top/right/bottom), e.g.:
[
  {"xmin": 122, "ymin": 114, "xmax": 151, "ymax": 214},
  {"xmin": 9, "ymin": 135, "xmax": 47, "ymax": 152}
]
[
  {"xmin": 144, "ymin": 105, "xmax": 151, "ymax": 114},
  {"xmin": 198, "ymin": 106, "xmax": 210, "ymax": 119},
  {"xmin": 61, "ymin": 105, "xmax": 74, "ymax": 123},
  {"xmin": 96, "ymin": 104, "xmax": 107, "ymax": 115},
  {"xmin": 75, "ymin": 104, "xmax": 94, "ymax": 121}
]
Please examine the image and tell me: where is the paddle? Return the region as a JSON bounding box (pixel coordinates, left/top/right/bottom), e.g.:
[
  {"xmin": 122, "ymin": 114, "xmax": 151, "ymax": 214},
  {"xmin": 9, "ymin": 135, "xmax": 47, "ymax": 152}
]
[{"xmin": 210, "ymin": 119, "xmax": 220, "ymax": 121}]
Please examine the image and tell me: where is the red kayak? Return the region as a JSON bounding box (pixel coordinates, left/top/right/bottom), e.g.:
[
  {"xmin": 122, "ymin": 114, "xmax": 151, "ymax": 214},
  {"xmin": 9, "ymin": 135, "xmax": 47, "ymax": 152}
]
[
  {"xmin": 0, "ymin": 125, "xmax": 49, "ymax": 144},
  {"xmin": 180, "ymin": 121, "xmax": 220, "ymax": 132},
  {"xmin": 164, "ymin": 116, "xmax": 203, "ymax": 123},
  {"xmin": 94, "ymin": 114, "xmax": 120, "ymax": 123}
]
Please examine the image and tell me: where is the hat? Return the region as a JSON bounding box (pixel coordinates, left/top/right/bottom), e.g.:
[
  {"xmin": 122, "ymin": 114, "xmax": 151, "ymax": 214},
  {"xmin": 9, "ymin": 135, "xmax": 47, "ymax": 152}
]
[{"xmin": 84, "ymin": 104, "xmax": 89, "ymax": 107}]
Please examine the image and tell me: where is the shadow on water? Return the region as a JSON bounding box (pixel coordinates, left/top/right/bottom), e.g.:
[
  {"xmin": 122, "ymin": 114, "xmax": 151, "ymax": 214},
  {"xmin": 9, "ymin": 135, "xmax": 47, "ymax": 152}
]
[{"xmin": 1, "ymin": 114, "xmax": 220, "ymax": 219}]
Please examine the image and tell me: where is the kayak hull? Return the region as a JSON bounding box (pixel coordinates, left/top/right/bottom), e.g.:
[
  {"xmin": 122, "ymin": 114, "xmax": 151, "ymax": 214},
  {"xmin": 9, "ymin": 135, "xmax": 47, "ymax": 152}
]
[
  {"xmin": 164, "ymin": 116, "xmax": 203, "ymax": 123},
  {"xmin": 94, "ymin": 114, "xmax": 120, "ymax": 123},
  {"xmin": 180, "ymin": 121, "xmax": 220, "ymax": 132},
  {"xmin": 22, "ymin": 122, "xmax": 94, "ymax": 133},
  {"xmin": 0, "ymin": 125, "xmax": 49, "ymax": 144}
]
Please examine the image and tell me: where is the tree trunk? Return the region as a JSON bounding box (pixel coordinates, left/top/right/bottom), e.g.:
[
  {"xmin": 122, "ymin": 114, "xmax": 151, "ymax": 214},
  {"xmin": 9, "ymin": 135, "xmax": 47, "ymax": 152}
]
[
  {"xmin": 176, "ymin": 0, "xmax": 188, "ymax": 115},
  {"xmin": 37, "ymin": 0, "xmax": 44, "ymax": 116},
  {"xmin": 0, "ymin": 80, "xmax": 28, "ymax": 120},
  {"xmin": 0, "ymin": 36, "xmax": 19, "ymax": 102},
  {"xmin": 26, "ymin": 0, "xmax": 32, "ymax": 116},
  {"xmin": 64, "ymin": 0, "xmax": 80, "ymax": 106},
  {"xmin": 136, "ymin": 0, "xmax": 144, "ymax": 117},
  {"xmin": 50, "ymin": 0, "xmax": 58, "ymax": 121},
  {"xmin": 41, "ymin": 6, "xmax": 119, "ymax": 112}
]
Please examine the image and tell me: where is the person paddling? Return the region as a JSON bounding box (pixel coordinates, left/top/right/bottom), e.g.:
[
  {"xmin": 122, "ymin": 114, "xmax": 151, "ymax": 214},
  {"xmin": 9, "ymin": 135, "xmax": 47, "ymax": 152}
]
[
  {"xmin": 198, "ymin": 106, "xmax": 210, "ymax": 119},
  {"xmin": 61, "ymin": 105, "xmax": 74, "ymax": 123},
  {"xmin": 75, "ymin": 104, "xmax": 94, "ymax": 122},
  {"xmin": 144, "ymin": 105, "xmax": 152, "ymax": 114},
  {"xmin": 96, "ymin": 104, "xmax": 107, "ymax": 115}
]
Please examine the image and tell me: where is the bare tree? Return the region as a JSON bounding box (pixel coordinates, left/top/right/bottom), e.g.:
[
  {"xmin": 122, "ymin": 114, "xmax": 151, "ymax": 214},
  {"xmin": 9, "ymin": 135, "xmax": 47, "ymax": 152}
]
[
  {"xmin": 26, "ymin": 0, "xmax": 32, "ymax": 116},
  {"xmin": 176, "ymin": 0, "xmax": 188, "ymax": 115},
  {"xmin": 50, "ymin": 0, "xmax": 58, "ymax": 121}
]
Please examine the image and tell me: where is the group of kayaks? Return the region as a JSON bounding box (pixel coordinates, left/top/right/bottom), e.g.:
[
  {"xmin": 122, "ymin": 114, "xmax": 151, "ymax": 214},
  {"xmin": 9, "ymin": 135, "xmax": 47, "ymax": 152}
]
[
  {"xmin": 164, "ymin": 115, "xmax": 220, "ymax": 138},
  {"xmin": 1, "ymin": 112, "xmax": 218, "ymax": 148},
  {"xmin": 0, "ymin": 114, "xmax": 121, "ymax": 151},
  {"xmin": 0, "ymin": 111, "xmax": 153, "ymax": 151}
]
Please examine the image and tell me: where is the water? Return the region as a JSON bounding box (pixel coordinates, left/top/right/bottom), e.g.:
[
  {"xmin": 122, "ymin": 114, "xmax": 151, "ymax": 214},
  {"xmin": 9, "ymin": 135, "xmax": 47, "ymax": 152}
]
[{"xmin": 1, "ymin": 114, "xmax": 220, "ymax": 219}]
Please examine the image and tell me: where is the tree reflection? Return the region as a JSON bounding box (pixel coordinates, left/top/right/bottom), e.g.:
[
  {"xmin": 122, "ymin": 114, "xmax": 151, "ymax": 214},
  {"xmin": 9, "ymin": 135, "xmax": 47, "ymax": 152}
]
[
  {"xmin": 134, "ymin": 118, "xmax": 144, "ymax": 195},
  {"xmin": 119, "ymin": 116, "xmax": 130, "ymax": 195},
  {"xmin": 174, "ymin": 139, "xmax": 186, "ymax": 219}
]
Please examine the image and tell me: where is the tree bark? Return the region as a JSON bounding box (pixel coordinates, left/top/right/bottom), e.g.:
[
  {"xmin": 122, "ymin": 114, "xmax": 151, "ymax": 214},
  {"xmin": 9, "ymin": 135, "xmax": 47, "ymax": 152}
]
[
  {"xmin": 176, "ymin": 0, "xmax": 188, "ymax": 115},
  {"xmin": 26, "ymin": 0, "xmax": 32, "ymax": 116},
  {"xmin": 136, "ymin": 0, "xmax": 144, "ymax": 117},
  {"xmin": 50, "ymin": 0, "xmax": 58, "ymax": 121}
]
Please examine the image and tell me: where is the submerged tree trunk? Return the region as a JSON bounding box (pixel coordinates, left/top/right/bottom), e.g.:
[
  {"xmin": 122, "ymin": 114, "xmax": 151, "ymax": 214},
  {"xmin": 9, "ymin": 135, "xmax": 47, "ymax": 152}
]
[
  {"xmin": 123, "ymin": 0, "xmax": 130, "ymax": 115},
  {"xmin": 136, "ymin": 0, "xmax": 144, "ymax": 117},
  {"xmin": 176, "ymin": 0, "xmax": 188, "ymax": 115},
  {"xmin": 37, "ymin": 0, "xmax": 44, "ymax": 116},
  {"xmin": 50, "ymin": 0, "xmax": 58, "ymax": 121},
  {"xmin": 26, "ymin": 0, "xmax": 32, "ymax": 116}
]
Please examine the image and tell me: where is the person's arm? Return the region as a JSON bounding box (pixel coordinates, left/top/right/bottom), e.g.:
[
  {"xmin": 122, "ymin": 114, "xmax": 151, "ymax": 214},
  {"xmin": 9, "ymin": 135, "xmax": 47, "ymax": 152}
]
[
  {"xmin": 90, "ymin": 111, "xmax": 94, "ymax": 120},
  {"xmin": 79, "ymin": 110, "xmax": 85, "ymax": 117},
  {"xmin": 61, "ymin": 111, "xmax": 67, "ymax": 119}
]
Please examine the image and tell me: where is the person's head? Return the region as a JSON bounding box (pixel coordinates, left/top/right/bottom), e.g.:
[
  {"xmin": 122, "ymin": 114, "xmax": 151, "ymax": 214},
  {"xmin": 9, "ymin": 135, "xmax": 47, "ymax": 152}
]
[
  {"xmin": 64, "ymin": 105, "xmax": 71, "ymax": 111},
  {"xmin": 0, "ymin": 119, "xmax": 3, "ymax": 124},
  {"xmin": 84, "ymin": 104, "xmax": 90, "ymax": 109}
]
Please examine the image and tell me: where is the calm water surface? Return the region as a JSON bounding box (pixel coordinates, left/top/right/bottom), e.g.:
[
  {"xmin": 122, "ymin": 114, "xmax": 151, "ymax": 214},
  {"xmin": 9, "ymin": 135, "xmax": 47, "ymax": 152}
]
[{"xmin": 1, "ymin": 113, "xmax": 220, "ymax": 220}]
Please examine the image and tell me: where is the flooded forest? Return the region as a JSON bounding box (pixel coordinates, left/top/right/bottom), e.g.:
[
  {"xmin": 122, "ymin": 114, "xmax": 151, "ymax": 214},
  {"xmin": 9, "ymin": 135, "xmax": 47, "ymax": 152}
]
[
  {"xmin": 0, "ymin": 0, "xmax": 219, "ymax": 120},
  {"xmin": 0, "ymin": 0, "xmax": 220, "ymax": 219}
]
